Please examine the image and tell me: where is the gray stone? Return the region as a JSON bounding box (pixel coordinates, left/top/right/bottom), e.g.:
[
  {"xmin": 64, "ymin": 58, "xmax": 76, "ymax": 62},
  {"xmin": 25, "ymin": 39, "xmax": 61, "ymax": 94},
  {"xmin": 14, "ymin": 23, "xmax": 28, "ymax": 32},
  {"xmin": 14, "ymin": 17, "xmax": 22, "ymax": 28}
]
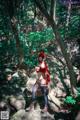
[
  {"xmin": 11, "ymin": 108, "xmax": 41, "ymax": 120},
  {"xmin": 26, "ymin": 71, "xmax": 37, "ymax": 92},
  {"xmin": 11, "ymin": 109, "xmax": 26, "ymax": 120},
  {"xmin": 27, "ymin": 109, "xmax": 41, "ymax": 120},
  {"xmin": 9, "ymin": 95, "xmax": 26, "ymax": 110},
  {"xmin": 48, "ymin": 90, "xmax": 63, "ymax": 112},
  {"xmin": 75, "ymin": 111, "xmax": 80, "ymax": 120}
]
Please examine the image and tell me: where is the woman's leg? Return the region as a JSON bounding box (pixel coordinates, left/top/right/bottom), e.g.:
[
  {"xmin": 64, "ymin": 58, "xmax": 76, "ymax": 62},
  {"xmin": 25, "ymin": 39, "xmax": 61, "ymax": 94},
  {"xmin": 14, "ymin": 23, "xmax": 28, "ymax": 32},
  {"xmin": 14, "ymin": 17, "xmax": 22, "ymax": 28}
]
[
  {"xmin": 26, "ymin": 83, "xmax": 38, "ymax": 111},
  {"xmin": 26, "ymin": 84, "xmax": 38, "ymax": 111},
  {"xmin": 41, "ymin": 86, "xmax": 48, "ymax": 111},
  {"xmin": 32, "ymin": 83, "xmax": 38, "ymax": 102}
]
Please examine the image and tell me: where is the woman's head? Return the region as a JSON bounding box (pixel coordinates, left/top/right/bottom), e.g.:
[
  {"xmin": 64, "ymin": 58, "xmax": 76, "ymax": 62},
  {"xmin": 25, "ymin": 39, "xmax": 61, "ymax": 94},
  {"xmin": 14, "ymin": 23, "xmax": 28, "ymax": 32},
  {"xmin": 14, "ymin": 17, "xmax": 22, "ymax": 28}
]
[{"xmin": 38, "ymin": 51, "xmax": 46, "ymax": 62}]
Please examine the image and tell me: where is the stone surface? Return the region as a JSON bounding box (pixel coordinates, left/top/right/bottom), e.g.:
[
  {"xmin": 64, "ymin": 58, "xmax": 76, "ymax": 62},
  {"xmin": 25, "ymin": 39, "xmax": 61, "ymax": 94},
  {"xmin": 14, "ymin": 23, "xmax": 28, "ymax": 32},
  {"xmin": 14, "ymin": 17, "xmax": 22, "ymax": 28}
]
[
  {"xmin": 11, "ymin": 105, "xmax": 54, "ymax": 120},
  {"xmin": 26, "ymin": 71, "xmax": 37, "ymax": 92},
  {"xmin": 48, "ymin": 90, "xmax": 63, "ymax": 112},
  {"xmin": 75, "ymin": 111, "xmax": 80, "ymax": 120},
  {"xmin": 11, "ymin": 109, "xmax": 26, "ymax": 120},
  {"xmin": 9, "ymin": 95, "xmax": 26, "ymax": 110}
]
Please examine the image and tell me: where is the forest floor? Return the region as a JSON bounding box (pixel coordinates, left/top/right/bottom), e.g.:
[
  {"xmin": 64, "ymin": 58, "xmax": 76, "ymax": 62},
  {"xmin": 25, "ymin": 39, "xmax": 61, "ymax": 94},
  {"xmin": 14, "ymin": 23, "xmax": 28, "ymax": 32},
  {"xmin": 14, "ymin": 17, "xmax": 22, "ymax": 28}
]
[{"xmin": 10, "ymin": 103, "xmax": 73, "ymax": 120}]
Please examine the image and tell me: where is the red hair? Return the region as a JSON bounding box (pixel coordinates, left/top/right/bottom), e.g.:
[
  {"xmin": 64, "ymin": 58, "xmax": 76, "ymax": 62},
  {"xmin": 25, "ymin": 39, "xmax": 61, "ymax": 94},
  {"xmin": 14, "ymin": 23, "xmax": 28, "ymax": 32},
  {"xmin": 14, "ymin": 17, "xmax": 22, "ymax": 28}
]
[{"xmin": 38, "ymin": 51, "xmax": 46, "ymax": 59}]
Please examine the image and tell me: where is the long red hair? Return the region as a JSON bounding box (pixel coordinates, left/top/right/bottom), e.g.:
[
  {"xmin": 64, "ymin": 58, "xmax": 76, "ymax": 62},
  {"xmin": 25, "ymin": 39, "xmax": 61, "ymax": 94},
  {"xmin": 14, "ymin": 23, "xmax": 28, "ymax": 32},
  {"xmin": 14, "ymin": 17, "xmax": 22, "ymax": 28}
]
[{"xmin": 38, "ymin": 51, "xmax": 46, "ymax": 59}]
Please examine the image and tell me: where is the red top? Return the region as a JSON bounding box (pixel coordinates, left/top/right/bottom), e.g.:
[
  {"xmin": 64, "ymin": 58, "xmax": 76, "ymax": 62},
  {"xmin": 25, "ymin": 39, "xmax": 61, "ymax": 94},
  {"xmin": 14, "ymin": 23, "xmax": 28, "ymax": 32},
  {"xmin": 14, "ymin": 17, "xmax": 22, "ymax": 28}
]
[{"xmin": 36, "ymin": 61, "xmax": 50, "ymax": 85}]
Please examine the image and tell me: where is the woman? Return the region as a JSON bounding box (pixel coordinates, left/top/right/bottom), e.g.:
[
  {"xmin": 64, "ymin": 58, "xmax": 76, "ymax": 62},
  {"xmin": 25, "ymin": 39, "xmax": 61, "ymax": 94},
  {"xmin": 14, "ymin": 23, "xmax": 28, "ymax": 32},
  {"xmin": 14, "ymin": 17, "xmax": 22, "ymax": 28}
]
[{"xmin": 27, "ymin": 51, "xmax": 51, "ymax": 112}]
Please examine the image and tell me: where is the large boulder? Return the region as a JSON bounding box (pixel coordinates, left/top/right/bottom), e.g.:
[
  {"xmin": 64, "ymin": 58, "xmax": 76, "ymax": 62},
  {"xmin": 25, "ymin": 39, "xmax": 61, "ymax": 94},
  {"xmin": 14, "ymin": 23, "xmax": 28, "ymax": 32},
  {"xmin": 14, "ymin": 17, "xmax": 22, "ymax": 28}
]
[
  {"xmin": 27, "ymin": 109, "xmax": 41, "ymax": 120},
  {"xmin": 11, "ymin": 105, "xmax": 41, "ymax": 120},
  {"xmin": 0, "ymin": 101, "xmax": 10, "ymax": 111},
  {"xmin": 26, "ymin": 71, "xmax": 37, "ymax": 92},
  {"xmin": 11, "ymin": 109, "xmax": 26, "ymax": 120},
  {"xmin": 9, "ymin": 95, "xmax": 26, "ymax": 110},
  {"xmin": 48, "ymin": 89, "xmax": 63, "ymax": 112}
]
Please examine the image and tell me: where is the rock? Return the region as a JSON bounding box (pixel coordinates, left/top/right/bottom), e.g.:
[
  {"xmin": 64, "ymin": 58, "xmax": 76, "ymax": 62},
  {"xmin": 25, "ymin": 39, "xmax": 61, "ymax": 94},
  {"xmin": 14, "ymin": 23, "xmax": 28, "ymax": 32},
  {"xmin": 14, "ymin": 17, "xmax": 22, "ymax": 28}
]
[
  {"xmin": 12, "ymin": 72, "xmax": 19, "ymax": 78},
  {"xmin": 48, "ymin": 101, "xmax": 60, "ymax": 112},
  {"xmin": 41, "ymin": 112, "xmax": 54, "ymax": 120},
  {"xmin": 75, "ymin": 111, "xmax": 80, "ymax": 120},
  {"xmin": 0, "ymin": 101, "xmax": 10, "ymax": 112},
  {"xmin": 64, "ymin": 78, "xmax": 71, "ymax": 88},
  {"xmin": 26, "ymin": 78, "xmax": 36, "ymax": 92},
  {"xmin": 5, "ymin": 68, "xmax": 13, "ymax": 73},
  {"xmin": 26, "ymin": 103, "xmax": 41, "ymax": 120},
  {"xmin": 54, "ymin": 87, "xmax": 66, "ymax": 98},
  {"xmin": 48, "ymin": 89, "xmax": 63, "ymax": 112},
  {"xmin": 11, "ymin": 109, "xmax": 26, "ymax": 120},
  {"xmin": 26, "ymin": 71, "xmax": 37, "ymax": 92},
  {"xmin": 9, "ymin": 95, "xmax": 26, "ymax": 110},
  {"xmin": 11, "ymin": 105, "xmax": 41, "ymax": 120},
  {"xmin": 0, "ymin": 101, "xmax": 7, "ymax": 109},
  {"xmin": 27, "ymin": 109, "xmax": 41, "ymax": 120}
]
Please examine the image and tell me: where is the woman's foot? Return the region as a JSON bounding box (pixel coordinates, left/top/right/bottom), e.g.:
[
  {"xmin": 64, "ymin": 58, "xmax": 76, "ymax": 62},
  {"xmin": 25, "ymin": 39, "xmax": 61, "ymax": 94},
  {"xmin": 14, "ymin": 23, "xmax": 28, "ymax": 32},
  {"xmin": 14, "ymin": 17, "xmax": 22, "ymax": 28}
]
[
  {"xmin": 26, "ymin": 102, "xmax": 35, "ymax": 111},
  {"xmin": 41, "ymin": 106, "xmax": 48, "ymax": 112}
]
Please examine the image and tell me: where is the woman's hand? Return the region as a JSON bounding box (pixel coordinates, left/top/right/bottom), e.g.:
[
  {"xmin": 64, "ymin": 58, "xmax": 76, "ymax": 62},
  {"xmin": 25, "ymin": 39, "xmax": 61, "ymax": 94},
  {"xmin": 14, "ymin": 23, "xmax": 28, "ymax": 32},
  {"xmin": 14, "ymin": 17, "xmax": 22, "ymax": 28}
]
[{"xmin": 35, "ymin": 66, "xmax": 40, "ymax": 72}]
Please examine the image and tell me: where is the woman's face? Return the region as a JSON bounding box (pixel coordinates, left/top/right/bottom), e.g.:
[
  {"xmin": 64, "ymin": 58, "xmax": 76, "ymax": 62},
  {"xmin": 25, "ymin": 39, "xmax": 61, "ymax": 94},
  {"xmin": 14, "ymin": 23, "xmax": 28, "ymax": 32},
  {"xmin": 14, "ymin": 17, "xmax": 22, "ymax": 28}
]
[{"xmin": 38, "ymin": 57, "xmax": 43, "ymax": 62}]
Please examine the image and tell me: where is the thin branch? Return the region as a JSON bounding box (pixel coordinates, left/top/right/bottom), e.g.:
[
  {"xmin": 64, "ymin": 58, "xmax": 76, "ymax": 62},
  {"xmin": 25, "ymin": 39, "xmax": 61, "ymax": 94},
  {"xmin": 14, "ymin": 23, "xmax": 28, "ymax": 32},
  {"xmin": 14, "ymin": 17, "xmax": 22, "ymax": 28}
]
[
  {"xmin": 34, "ymin": 0, "xmax": 50, "ymax": 20},
  {"xmin": 34, "ymin": 0, "xmax": 56, "ymax": 28},
  {"xmin": 47, "ymin": 54, "xmax": 66, "ymax": 66},
  {"xmin": 53, "ymin": 0, "xmax": 57, "ymax": 23},
  {"xmin": 50, "ymin": 0, "xmax": 57, "ymax": 24},
  {"xmin": 50, "ymin": 0, "xmax": 54, "ymax": 19},
  {"xmin": 40, "ymin": 41, "xmax": 55, "ymax": 48},
  {"xmin": 66, "ymin": 0, "xmax": 72, "ymax": 27},
  {"xmin": 42, "ymin": 0, "xmax": 47, "ymax": 10}
]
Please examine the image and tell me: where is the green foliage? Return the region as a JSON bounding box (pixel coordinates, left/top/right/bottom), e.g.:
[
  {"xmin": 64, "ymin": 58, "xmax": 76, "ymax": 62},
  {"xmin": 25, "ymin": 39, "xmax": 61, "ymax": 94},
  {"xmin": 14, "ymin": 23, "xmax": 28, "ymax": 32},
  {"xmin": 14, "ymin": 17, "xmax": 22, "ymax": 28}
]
[
  {"xmin": 63, "ymin": 89, "xmax": 80, "ymax": 113},
  {"xmin": 64, "ymin": 90, "xmax": 80, "ymax": 112},
  {"xmin": 64, "ymin": 96, "xmax": 76, "ymax": 105},
  {"xmin": 28, "ymin": 27, "xmax": 54, "ymax": 42},
  {"xmin": 18, "ymin": 27, "xmax": 54, "ymax": 68}
]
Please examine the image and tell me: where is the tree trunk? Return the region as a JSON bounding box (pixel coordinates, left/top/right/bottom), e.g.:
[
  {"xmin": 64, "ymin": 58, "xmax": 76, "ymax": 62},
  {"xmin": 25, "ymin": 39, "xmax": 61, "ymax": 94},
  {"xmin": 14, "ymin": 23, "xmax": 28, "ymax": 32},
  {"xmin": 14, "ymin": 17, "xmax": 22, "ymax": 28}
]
[
  {"xmin": 51, "ymin": 22, "xmax": 76, "ymax": 94},
  {"xmin": 6, "ymin": 0, "xmax": 24, "ymax": 65},
  {"xmin": 11, "ymin": 17, "xmax": 24, "ymax": 65}
]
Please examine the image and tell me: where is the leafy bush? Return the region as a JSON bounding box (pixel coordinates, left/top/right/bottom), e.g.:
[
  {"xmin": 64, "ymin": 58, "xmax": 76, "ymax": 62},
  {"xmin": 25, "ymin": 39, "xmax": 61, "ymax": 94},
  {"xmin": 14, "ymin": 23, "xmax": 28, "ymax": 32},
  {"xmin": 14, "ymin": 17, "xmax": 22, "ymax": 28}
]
[
  {"xmin": 64, "ymin": 96, "xmax": 76, "ymax": 105},
  {"xmin": 64, "ymin": 93, "xmax": 80, "ymax": 111}
]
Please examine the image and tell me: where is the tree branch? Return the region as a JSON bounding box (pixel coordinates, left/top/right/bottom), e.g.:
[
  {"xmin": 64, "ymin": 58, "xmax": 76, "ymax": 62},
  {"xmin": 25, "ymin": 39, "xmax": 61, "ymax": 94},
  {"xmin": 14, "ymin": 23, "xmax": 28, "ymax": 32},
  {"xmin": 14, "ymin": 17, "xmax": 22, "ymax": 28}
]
[
  {"xmin": 48, "ymin": 54, "xmax": 66, "ymax": 67},
  {"xmin": 50, "ymin": 0, "xmax": 54, "ymax": 18},
  {"xmin": 34, "ymin": 0, "xmax": 50, "ymax": 20},
  {"xmin": 34, "ymin": 0, "xmax": 56, "ymax": 29},
  {"xmin": 42, "ymin": 0, "xmax": 47, "ymax": 10},
  {"xmin": 66, "ymin": 0, "xmax": 72, "ymax": 27}
]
